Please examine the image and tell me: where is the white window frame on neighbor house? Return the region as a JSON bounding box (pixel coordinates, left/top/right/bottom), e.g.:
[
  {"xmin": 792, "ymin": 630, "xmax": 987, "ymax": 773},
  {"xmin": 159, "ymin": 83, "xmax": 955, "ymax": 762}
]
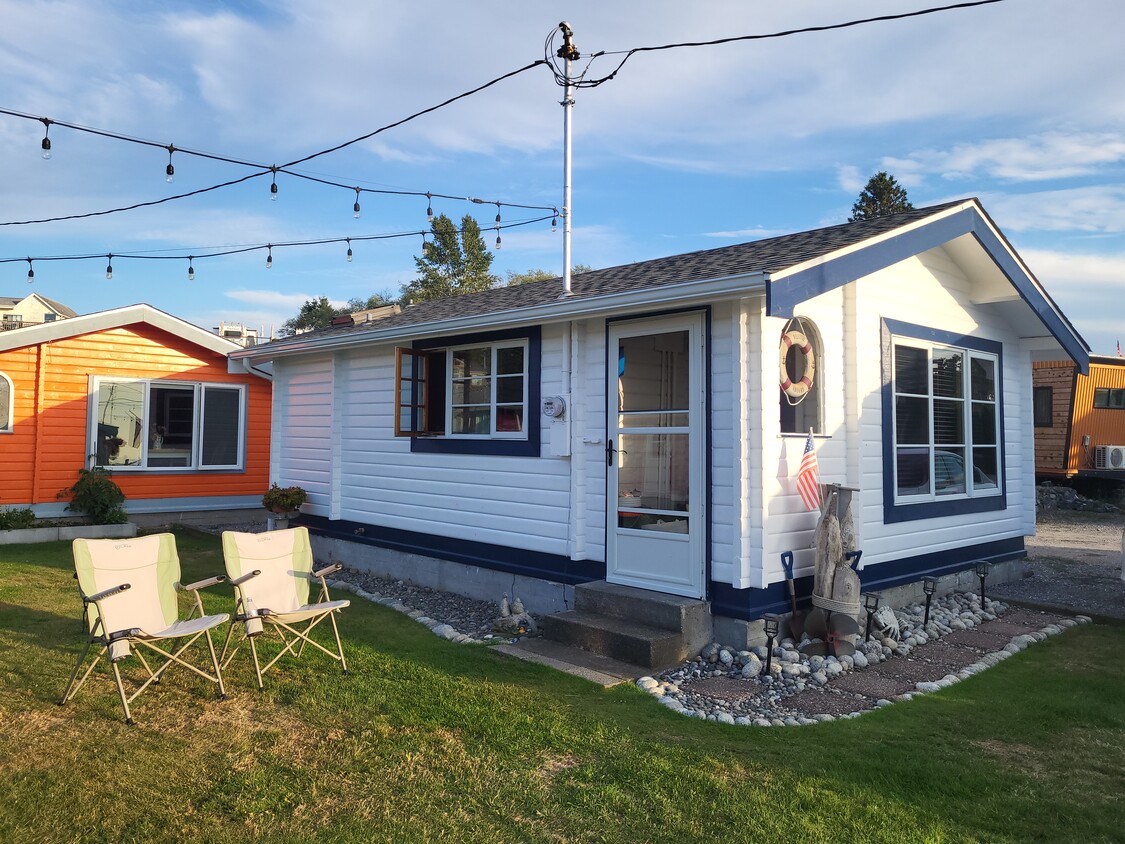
[
  {"xmin": 0, "ymin": 371, "xmax": 12, "ymax": 433},
  {"xmin": 88, "ymin": 376, "xmax": 246, "ymax": 472},
  {"xmin": 882, "ymin": 319, "xmax": 1005, "ymax": 524}
]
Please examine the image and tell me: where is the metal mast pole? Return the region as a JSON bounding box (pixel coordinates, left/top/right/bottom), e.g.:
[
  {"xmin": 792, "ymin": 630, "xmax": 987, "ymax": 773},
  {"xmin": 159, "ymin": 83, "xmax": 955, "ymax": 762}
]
[{"xmin": 558, "ymin": 22, "xmax": 579, "ymax": 297}]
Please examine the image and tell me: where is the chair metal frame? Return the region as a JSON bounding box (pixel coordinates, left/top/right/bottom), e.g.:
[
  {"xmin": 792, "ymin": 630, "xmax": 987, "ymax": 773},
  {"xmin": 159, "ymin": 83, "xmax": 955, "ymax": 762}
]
[
  {"xmin": 219, "ymin": 529, "xmax": 349, "ymax": 690},
  {"xmin": 61, "ymin": 535, "xmax": 229, "ymax": 725}
]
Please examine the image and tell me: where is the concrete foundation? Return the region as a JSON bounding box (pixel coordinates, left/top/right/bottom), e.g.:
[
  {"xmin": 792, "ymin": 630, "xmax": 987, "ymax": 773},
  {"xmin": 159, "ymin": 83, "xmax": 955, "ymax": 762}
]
[{"xmin": 311, "ymin": 535, "xmax": 576, "ymax": 615}]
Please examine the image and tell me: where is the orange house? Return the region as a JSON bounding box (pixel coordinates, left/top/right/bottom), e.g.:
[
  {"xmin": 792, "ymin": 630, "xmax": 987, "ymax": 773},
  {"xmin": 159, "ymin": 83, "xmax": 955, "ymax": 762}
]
[
  {"xmin": 1033, "ymin": 355, "xmax": 1125, "ymax": 479},
  {"xmin": 0, "ymin": 304, "xmax": 272, "ymax": 519}
]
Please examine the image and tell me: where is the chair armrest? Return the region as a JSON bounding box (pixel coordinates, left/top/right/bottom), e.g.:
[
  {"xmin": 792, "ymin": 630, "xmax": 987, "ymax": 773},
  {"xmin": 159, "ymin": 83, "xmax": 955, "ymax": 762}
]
[
  {"xmin": 178, "ymin": 575, "xmax": 228, "ymax": 592},
  {"xmin": 85, "ymin": 583, "xmax": 131, "ymax": 603},
  {"xmin": 228, "ymin": 570, "xmax": 261, "ymax": 586},
  {"xmin": 311, "ymin": 563, "xmax": 342, "ymax": 579}
]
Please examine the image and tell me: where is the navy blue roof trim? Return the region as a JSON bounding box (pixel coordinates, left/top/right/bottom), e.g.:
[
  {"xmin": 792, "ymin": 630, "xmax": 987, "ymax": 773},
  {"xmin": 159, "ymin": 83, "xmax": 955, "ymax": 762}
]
[{"xmin": 768, "ymin": 207, "xmax": 1089, "ymax": 373}]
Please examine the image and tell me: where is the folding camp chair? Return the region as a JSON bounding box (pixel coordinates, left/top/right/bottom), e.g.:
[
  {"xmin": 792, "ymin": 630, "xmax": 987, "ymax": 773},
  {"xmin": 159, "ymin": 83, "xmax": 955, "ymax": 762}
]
[
  {"xmin": 219, "ymin": 527, "xmax": 350, "ymax": 689},
  {"xmin": 61, "ymin": 533, "xmax": 229, "ymax": 725}
]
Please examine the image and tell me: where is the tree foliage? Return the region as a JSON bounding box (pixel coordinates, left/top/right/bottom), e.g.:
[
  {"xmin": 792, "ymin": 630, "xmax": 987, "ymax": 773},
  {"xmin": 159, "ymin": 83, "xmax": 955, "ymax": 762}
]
[
  {"xmin": 282, "ymin": 296, "xmax": 338, "ymax": 335},
  {"xmin": 848, "ymin": 171, "xmax": 914, "ymax": 222},
  {"xmin": 401, "ymin": 213, "xmax": 498, "ymax": 303},
  {"xmin": 505, "ymin": 264, "xmax": 594, "ymax": 286},
  {"xmin": 281, "ymin": 293, "xmax": 394, "ymax": 336}
]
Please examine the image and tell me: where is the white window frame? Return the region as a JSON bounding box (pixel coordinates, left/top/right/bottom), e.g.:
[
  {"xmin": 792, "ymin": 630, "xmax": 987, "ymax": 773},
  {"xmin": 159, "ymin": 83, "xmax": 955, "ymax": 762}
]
[
  {"xmin": 890, "ymin": 339, "xmax": 1001, "ymax": 505},
  {"xmin": 445, "ymin": 339, "xmax": 529, "ymax": 440},
  {"xmin": 0, "ymin": 371, "xmax": 12, "ymax": 434},
  {"xmin": 89, "ymin": 377, "xmax": 246, "ymax": 471}
]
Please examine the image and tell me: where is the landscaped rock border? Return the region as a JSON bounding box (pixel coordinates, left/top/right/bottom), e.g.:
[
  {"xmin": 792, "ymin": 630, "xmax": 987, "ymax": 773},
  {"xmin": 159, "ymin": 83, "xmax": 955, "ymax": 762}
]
[
  {"xmin": 0, "ymin": 523, "xmax": 138, "ymax": 545},
  {"xmin": 634, "ymin": 593, "xmax": 1091, "ymax": 726},
  {"xmin": 328, "ymin": 578, "xmax": 497, "ymax": 644}
]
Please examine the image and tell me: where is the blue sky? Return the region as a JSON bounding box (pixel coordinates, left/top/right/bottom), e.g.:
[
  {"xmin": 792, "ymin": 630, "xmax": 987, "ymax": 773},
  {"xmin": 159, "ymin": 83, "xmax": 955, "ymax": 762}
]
[{"xmin": 2, "ymin": 0, "xmax": 1124, "ymax": 354}]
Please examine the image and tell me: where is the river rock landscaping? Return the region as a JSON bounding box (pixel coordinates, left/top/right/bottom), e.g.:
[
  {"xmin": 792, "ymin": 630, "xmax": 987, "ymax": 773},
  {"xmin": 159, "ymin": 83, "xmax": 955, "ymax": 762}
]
[{"xmin": 636, "ymin": 593, "xmax": 1090, "ymax": 726}]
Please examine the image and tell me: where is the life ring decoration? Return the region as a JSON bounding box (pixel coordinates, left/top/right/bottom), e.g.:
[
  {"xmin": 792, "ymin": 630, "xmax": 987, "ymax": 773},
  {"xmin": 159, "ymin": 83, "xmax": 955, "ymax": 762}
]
[{"xmin": 780, "ymin": 329, "xmax": 816, "ymax": 399}]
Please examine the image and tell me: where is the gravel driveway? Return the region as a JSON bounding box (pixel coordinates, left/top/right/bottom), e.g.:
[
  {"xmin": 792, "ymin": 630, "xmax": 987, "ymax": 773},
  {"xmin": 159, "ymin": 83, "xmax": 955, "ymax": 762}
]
[{"xmin": 993, "ymin": 511, "xmax": 1125, "ymax": 621}]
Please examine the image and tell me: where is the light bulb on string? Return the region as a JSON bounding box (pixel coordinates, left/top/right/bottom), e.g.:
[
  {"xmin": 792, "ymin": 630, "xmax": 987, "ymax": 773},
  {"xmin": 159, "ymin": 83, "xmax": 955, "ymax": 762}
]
[
  {"xmin": 495, "ymin": 231, "xmax": 502, "ymax": 250},
  {"xmin": 551, "ymin": 214, "xmax": 558, "ymax": 233},
  {"xmin": 270, "ymin": 168, "xmax": 279, "ymax": 201},
  {"xmin": 105, "ymin": 255, "xmax": 113, "ymax": 280},
  {"xmin": 26, "ymin": 258, "xmax": 34, "ymax": 282},
  {"xmin": 187, "ymin": 257, "xmax": 195, "ymax": 281},
  {"xmin": 40, "ymin": 119, "xmax": 51, "ymax": 160},
  {"xmin": 421, "ymin": 233, "xmax": 430, "ymax": 257},
  {"xmin": 265, "ymin": 246, "xmax": 273, "ymax": 269},
  {"xmin": 353, "ymin": 188, "xmax": 361, "ymax": 219},
  {"xmin": 165, "ymin": 145, "xmax": 175, "ymax": 183},
  {"xmin": 425, "ymin": 192, "xmax": 433, "ymax": 223},
  {"xmin": 495, "ymin": 203, "xmax": 502, "ymax": 226},
  {"xmin": 346, "ymin": 238, "xmax": 353, "ymax": 263}
]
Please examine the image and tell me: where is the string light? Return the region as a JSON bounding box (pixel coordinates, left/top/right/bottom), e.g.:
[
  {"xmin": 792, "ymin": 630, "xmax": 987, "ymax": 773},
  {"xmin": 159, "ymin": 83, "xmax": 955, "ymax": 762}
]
[
  {"xmin": 495, "ymin": 232, "xmax": 502, "ymax": 249},
  {"xmin": 552, "ymin": 213, "xmax": 558, "ymax": 233},
  {"xmin": 425, "ymin": 192, "xmax": 433, "ymax": 223},
  {"xmin": 270, "ymin": 168, "xmax": 278, "ymax": 201},
  {"xmin": 40, "ymin": 118, "xmax": 51, "ymax": 159},
  {"xmin": 2, "ymin": 214, "xmax": 555, "ymax": 279},
  {"xmin": 346, "ymin": 238, "xmax": 353, "ymax": 262},
  {"xmin": 495, "ymin": 202, "xmax": 502, "ymax": 249},
  {"xmin": 105, "ymin": 254, "xmax": 113, "ymax": 280},
  {"xmin": 353, "ymin": 188, "xmax": 361, "ymax": 219},
  {"xmin": 165, "ymin": 145, "xmax": 175, "ymax": 183}
]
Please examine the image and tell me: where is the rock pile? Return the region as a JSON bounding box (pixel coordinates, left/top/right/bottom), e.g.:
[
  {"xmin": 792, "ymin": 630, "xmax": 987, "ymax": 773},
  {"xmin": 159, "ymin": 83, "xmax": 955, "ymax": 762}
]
[{"xmin": 1036, "ymin": 483, "xmax": 1119, "ymax": 513}]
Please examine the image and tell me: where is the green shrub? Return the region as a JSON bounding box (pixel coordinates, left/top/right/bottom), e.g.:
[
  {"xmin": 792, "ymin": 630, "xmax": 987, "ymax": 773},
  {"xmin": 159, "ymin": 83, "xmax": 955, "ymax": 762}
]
[
  {"xmin": 58, "ymin": 467, "xmax": 128, "ymax": 525},
  {"xmin": 0, "ymin": 507, "xmax": 37, "ymax": 531},
  {"xmin": 262, "ymin": 483, "xmax": 307, "ymax": 513}
]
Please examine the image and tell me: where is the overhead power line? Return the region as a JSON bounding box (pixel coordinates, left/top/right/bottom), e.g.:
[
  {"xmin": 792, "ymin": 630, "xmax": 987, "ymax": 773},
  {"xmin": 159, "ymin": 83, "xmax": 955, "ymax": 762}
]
[{"xmin": 545, "ymin": 0, "xmax": 1007, "ymax": 88}]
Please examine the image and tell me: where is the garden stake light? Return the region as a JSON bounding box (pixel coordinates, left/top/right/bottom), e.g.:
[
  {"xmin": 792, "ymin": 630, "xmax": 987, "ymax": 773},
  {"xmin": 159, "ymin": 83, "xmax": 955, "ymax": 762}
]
[
  {"xmin": 762, "ymin": 613, "xmax": 780, "ymax": 680},
  {"xmin": 862, "ymin": 592, "xmax": 880, "ymax": 643},
  {"xmin": 922, "ymin": 576, "xmax": 937, "ymax": 627},
  {"xmin": 975, "ymin": 561, "xmax": 991, "ymax": 606}
]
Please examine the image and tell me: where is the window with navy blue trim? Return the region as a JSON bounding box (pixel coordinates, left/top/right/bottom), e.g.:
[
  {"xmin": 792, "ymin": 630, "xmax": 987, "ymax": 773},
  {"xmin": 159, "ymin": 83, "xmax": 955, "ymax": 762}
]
[
  {"xmin": 400, "ymin": 326, "xmax": 541, "ymax": 457},
  {"xmin": 882, "ymin": 319, "xmax": 1005, "ymax": 523}
]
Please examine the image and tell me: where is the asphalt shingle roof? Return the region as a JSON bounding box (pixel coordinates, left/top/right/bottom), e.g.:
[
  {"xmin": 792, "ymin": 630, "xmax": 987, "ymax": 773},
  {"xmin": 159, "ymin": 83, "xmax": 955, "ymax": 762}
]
[{"xmin": 261, "ymin": 201, "xmax": 966, "ymax": 351}]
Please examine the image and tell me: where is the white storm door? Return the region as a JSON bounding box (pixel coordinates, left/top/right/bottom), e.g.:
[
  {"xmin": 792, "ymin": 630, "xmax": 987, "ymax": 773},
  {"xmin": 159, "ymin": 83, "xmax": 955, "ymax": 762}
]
[{"xmin": 606, "ymin": 313, "xmax": 705, "ymax": 599}]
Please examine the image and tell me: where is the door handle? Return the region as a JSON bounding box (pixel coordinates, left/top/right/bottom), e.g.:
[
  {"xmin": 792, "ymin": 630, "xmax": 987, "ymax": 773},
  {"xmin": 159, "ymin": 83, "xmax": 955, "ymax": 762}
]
[{"xmin": 606, "ymin": 439, "xmax": 626, "ymax": 466}]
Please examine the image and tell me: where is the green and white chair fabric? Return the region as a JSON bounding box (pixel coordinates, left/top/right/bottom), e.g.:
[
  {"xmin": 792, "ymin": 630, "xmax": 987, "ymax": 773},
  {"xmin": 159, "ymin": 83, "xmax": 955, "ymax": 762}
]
[
  {"xmin": 219, "ymin": 527, "xmax": 350, "ymax": 689},
  {"xmin": 61, "ymin": 533, "xmax": 229, "ymax": 724}
]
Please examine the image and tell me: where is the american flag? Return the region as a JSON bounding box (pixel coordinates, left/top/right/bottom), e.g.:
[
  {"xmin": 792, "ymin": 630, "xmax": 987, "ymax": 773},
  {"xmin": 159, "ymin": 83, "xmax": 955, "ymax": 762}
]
[{"xmin": 796, "ymin": 431, "xmax": 821, "ymax": 511}]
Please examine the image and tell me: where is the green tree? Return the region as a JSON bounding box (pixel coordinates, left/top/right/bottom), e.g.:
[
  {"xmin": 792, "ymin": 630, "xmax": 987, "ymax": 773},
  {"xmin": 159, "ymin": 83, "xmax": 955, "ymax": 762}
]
[
  {"xmin": 402, "ymin": 213, "xmax": 498, "ymax": 303},
  {"xmin": 848, "ymin": 171, "xmax": 914, "ymax": 222},
  {"xmin": 282, "ymin": 296, "xmax": 339, "ymax": 335},
  {"xmin": 505, "ymin": 264, "xmax": 594, "ymax": 286}
]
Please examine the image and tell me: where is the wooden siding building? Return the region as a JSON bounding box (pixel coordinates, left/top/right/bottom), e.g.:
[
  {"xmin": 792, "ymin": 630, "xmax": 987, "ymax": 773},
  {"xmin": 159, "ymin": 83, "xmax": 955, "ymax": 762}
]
[
  {"xmin": 232, "ymin": 200, "xmax": 1088, "ymax": 636},
  {"xmin": 0, "ymin": 304, "xmax": 272, "ymax": 518},
  {"xmin": 1033, "ymin": 355, "xmax": 1125, "ymax": 479}
]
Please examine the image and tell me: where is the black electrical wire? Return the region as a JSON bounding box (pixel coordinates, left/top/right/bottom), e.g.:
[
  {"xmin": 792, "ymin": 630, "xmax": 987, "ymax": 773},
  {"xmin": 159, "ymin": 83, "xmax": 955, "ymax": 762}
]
[
  {"xmin": 0, "ymin": 58, "xmax": 552, "ymax": 227},
  {"xmin": 546, "ymin": 0, "xmax": 1007, "ymax": 88},
  {"xmin": 0, "ymin": 214, "xmax": 555, "ymax": 267}
]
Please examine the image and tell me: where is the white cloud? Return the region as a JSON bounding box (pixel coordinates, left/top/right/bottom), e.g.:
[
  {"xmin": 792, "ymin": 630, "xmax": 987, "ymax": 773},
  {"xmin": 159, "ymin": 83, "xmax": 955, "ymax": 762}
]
[
  {"xmin": 984, "ymin": 187, "xmax": 1125, "ymax": 233},
  {"xmin": 225, "ymin": 289, "xmax": 346, "ymax": 310},
  {"xmin": 702, "ymin": 227, "xmax": 788, "ymax": 240},
  {"xmin": 887, "ymin": 133, "xmax": 1125, "ymax": 183}
]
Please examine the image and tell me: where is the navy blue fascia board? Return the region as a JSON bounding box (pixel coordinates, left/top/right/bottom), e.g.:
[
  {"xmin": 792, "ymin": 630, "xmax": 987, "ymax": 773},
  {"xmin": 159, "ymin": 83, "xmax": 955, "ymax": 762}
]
[
  {"xmin": 410, "ymin": 325, "xmax": 542, "ymax": 457},
  {"xmin": 880, "ymin": 318, "xmax": 1007, "ymax": 524},
  {"xmin": 710, "ymin": 537, "xmax": 1024, "ymax": 621},
  {"xmin": 767, "ymin": 208, "xmax": 1089, "ymax": 373},
  {"xmin": 298, "ymin": 514, "xmax": 606, "ymax": 585}
]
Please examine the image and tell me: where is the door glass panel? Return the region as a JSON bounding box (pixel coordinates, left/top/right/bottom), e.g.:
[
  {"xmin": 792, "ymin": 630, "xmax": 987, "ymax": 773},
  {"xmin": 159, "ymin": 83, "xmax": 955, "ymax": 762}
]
[
  {"xmin": 616, "ymin": 433, "xmax": 689, "ymax": 513},
  {"xmin": 618, "ymin": 331, "xmax": 689, "ymax": 412}
]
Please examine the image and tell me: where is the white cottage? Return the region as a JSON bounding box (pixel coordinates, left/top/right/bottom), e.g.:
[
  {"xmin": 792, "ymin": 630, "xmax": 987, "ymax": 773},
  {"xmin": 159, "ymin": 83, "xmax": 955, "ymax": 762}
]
[{"xmin": 231, "ymin": 199, "xmax": 1088, "ymax": 660}]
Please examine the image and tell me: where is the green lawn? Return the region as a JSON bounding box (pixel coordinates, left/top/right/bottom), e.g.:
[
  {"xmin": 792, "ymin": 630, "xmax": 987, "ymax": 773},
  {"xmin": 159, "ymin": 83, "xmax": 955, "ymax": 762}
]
[{"xmin": 1, "ymin": 530, "xmax": 1123, "ymax": 843}]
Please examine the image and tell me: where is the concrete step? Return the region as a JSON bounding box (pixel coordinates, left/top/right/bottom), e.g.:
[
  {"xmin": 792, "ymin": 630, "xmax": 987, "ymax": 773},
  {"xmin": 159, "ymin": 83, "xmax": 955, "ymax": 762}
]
[
  {"xmin": 543, "ymin": 609, "xmax": 692, "ymax": 669},
  {"xmin": 492, "ymin": 637, "xmax": 648, "ymax": 687},
  {"xmin": 574, "ymin": 580, "xmax": 711, "ymax": 638}
]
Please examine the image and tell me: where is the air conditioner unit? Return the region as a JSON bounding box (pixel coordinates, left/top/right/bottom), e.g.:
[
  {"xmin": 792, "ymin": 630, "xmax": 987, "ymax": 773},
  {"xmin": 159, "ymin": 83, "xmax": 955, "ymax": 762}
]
[{"xmin": 1094, "ymin": 445, "xmax": 1125, "ymax": 470}]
